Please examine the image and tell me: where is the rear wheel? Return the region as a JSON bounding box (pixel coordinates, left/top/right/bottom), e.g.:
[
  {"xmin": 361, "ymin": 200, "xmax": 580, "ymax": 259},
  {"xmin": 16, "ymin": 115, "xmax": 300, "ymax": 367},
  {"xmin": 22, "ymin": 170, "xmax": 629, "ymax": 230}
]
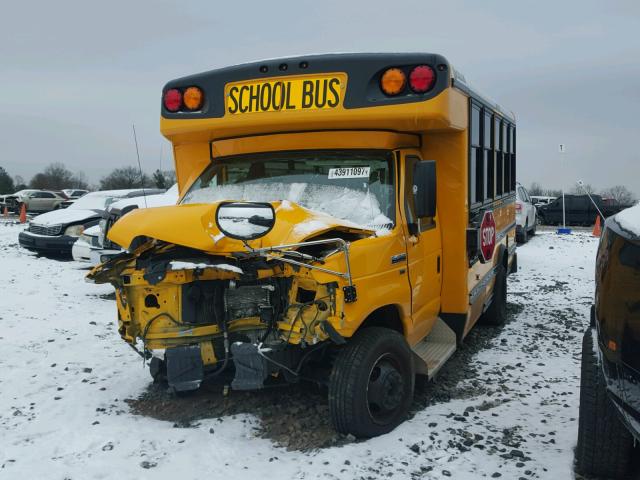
[
  {"xmin": 481, "ymin": 263, "xmax": 507, "ymax": 326},
  {"xmin": 517, "ymin": 223, "xmax": 528, "ymax": 244},
  {"xmin": 576, "ymin": 328, "xmax": 633, "ymax": 478},
  {"xmin": 530, "ymin": 216, "xmax": 537, "ymax": 235},
  {"xmin": 328, "ymin": 327, "xmax": 414, "ymax": 438}
]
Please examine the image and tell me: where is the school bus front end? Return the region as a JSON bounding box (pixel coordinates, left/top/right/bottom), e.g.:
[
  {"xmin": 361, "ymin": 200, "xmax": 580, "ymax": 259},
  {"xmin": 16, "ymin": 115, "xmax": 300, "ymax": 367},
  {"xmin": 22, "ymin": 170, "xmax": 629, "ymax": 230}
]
[{"xmin": 88, "ymin": 53, "xmax": 517, "ymax": 438}]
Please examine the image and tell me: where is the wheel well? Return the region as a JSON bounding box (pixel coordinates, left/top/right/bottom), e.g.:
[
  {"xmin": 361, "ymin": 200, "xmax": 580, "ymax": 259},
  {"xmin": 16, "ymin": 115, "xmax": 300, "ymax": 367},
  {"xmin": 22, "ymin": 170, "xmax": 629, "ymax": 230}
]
[{"xmin": 359, "ymin": 305, "xmax": 404, "ymax": 335}]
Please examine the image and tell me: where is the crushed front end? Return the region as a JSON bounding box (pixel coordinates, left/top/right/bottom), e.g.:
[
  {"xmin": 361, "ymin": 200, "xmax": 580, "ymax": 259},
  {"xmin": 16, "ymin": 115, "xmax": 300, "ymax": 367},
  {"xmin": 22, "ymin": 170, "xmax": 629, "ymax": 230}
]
[{"xmin": 87, "ymin": 202, "xmax": 365, "ymax": 393}]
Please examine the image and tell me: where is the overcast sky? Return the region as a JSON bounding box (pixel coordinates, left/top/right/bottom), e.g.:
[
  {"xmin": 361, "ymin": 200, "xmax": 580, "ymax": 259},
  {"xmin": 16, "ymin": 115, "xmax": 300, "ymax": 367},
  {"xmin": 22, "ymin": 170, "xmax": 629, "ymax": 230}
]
[{"xmin": 1, "ymin": 0, "xmax": 639, "ymax": 195}]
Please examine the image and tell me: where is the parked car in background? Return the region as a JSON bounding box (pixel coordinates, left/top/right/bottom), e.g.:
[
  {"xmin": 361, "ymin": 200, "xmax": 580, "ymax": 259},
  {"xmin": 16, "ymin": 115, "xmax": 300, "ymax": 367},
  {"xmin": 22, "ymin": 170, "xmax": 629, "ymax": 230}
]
[
  {"xmin": 60, "ymin": 189, "xmax": 90, "ymax": 208},
  {"xmin": 0, "ymin": 194, "xmax": 10, "ymax": 212},
  {"xmin": 62, "ymin": 189, "xmax": 89, "ymax": 199},
  {"xmin": 18, "ymin": 189, "xmax": 163, "ymax": 256},
  {"xmin": 530, "ymin": 195, "xmax": 556, "ymax": 208},
  {"xmin": 537, "ymin": 194, "xmax": 629, "ymax": 226},
  {"xmin": 576, "ymin": 203, "xmax": 640, "ymax": 478},
  {"xmin": 71, "ymin": 225, "xmax": 101, "ymax": 263},
  {"xmin": 93, "ymin": 185, "xmax": 179, "ymax": 264},
  {"xmin": 515, "ymin": 182, "xmax": 536, "ymax": 243},
  {"xmin": 4, "ymin": 189, "xmax": 67, "ymax": 213}
]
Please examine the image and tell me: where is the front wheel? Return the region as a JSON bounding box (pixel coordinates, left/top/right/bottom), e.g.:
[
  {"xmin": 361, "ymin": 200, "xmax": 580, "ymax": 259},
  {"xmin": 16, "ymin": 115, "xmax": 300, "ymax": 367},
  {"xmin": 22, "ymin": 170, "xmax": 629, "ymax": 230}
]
[{"xmin": 328, "ymin": 327, "xmax": 414, "ymax": 438}]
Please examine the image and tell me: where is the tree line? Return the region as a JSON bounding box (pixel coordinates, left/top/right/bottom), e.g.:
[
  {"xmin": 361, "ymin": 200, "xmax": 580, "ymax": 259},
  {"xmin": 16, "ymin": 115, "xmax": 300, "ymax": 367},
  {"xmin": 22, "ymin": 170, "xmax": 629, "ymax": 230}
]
[
  {"xmin": 527, "ymin": 182, "xmax": 637, "ymax": 205},
  {"xmin": 0, "ymin": 163, "xmax": 176, "ymax": 194}
]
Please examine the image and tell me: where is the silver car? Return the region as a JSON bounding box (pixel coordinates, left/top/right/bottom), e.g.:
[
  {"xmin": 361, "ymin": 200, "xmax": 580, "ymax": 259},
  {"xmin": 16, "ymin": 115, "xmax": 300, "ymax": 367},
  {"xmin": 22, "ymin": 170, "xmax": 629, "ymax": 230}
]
[
  {"xmin": 6, "ymin": 189, "xmax": 67, "ymax": 213},
  {"xmin": 515, "ymin": 182, "xmax": 537, "ymax": 243}
]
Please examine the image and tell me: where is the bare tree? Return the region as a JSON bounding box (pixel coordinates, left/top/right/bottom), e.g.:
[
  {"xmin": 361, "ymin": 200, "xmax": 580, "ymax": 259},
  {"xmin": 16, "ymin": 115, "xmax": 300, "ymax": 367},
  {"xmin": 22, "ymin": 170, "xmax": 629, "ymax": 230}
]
[
  {"xmin": 601, "ymin": 185, "xmax": 637, "ymax": 206},
  {"xmin": 28, "ymin": 163, "xmax": 88, "ymax": 190},
  {"xmin": 0, "ymin": 166, "xmax": 15, "ymax": 194},
  {"xmin": 100, "ymin": 166, "xmax": 152, "ymax": 190},
  {"xmin": 69, "ymin": 171, "xmax": 89, "ymax": 190},
  {"xmin": 571, "ymin": 183, "xmax": 597, "ymax": 195},
  {"xmin": 13, "ymin": 175, "xmax": 27, "ymax": 190},
  {"xmin": 528, "ymin": 182, "xmax": 544, "ymax": 196}
]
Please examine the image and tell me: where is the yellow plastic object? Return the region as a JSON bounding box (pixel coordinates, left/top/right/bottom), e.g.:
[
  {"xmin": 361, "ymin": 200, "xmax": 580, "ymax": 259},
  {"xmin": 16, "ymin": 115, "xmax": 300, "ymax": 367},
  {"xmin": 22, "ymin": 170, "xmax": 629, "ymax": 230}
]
[
  {"xmin": 183, "ymin": 87, "xmax": 203, "ymax": 111},
  {"xmin": 106, "ymin": 201, "xmax": 373, "ymax": 253}
]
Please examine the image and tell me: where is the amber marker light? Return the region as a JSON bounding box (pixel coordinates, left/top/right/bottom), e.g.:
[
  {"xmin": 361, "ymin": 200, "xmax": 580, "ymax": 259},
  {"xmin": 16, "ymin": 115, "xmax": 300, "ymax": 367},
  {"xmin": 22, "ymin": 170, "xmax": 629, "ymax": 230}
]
[
  {"xmin": 380, "ymin": 68, "xmax": 406, "ymax": 96},
  {"xmin": 183, "ymin": 86, "xmax": 204, "ymax": 111}
]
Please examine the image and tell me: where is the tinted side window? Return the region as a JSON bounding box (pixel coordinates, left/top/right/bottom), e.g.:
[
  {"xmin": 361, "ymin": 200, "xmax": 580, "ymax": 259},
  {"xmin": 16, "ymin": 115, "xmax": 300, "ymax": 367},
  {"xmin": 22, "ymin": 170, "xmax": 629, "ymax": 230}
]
[
  {"xmin": 405, "ymin": 155, "xmax": 434, "ymax": 232},
  {"xmin": 469, "ymin": 103, "xmax": 483, "ymax": 205}
]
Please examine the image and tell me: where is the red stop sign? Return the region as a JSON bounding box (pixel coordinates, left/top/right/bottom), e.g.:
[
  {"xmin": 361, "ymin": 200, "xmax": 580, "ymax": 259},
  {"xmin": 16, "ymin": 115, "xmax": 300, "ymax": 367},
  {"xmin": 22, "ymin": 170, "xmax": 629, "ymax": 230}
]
[{"xmin": 480, "ymin": 210, "xmax": 496, "ymax": 263}]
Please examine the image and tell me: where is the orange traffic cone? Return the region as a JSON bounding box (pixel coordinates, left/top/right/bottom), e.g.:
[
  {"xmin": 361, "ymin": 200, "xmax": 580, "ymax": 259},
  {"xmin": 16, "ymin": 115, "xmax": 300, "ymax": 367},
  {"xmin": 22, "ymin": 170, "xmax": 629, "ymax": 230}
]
[
  {"xmin": 3, "ymin": 206, "xmax": 7, "ymax": 218},
  {"xmin": 592, "ymin": 215, "xmax": 602, "ymax": 237},
  {"xmin": 19, "ymin": 203, "xmax": 27, "ymax": 224}
]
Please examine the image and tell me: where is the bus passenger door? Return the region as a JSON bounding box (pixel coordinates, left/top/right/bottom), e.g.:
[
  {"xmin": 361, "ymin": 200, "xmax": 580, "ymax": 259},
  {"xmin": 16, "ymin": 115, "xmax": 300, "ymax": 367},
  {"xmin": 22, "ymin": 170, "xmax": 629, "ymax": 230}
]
[{"xmin": 400, "ymin": 151, "xmax": 442, "ymax": 341}]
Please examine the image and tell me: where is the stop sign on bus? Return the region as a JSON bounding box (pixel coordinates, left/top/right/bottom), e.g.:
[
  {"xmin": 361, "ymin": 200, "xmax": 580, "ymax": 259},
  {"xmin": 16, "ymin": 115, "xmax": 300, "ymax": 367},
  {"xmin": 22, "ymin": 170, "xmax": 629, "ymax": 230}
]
[{"xmin": 480, "ymin": 210, "xmax": 496, "ymax": 263}]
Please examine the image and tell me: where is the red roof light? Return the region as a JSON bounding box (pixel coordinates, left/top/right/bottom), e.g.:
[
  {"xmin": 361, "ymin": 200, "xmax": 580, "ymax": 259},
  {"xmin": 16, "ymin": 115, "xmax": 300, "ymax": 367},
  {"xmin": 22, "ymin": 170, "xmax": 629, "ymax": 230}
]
[
  {"xmin": 409, "ymin": 65, "xmax": 435, "ymax": 93},
  {"xmin": 163, "ymin": 89, "xmax": 182, "ymax": 112}
]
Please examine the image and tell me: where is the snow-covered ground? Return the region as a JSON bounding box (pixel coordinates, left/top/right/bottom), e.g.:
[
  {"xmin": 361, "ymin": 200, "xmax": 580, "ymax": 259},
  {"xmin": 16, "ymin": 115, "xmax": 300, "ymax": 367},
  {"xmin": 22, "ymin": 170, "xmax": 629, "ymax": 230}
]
[{"xmin": 0, "ymin": 224, "xmax": 600, "ymax": 479}]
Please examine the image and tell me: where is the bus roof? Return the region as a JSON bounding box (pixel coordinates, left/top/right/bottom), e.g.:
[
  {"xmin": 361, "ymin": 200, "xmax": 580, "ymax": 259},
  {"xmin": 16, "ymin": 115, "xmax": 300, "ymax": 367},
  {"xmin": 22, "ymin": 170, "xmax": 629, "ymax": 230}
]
[
  {"xmin": 160, "ymin": 52, "xmax": 515, "ymax": 142},
  {"xmin": 450, "ymin": 67, "xmax": 515, "ymax": 123}
]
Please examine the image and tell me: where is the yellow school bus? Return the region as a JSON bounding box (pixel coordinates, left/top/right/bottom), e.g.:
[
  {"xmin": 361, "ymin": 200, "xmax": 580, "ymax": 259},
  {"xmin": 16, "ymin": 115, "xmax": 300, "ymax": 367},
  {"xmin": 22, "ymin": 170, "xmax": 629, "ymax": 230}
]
[{"xmin": 89, "ymin": 53, "xmax": 517, "ymax": 437}]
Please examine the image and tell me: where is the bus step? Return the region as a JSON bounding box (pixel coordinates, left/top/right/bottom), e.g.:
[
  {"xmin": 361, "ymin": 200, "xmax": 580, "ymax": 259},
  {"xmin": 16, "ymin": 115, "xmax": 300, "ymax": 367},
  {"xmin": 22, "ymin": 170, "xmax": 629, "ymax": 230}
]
[{"xmin": 411, "ymin": 318, "xmax": 457, "ymax": 379}]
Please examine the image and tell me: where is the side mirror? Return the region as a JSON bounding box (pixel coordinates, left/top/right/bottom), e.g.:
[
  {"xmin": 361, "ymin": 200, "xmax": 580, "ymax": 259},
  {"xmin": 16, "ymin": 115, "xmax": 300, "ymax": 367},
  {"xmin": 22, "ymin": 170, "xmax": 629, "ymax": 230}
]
[
  {"xmin": 413, "ymin": 160, "xmax": 437, "ymax": 218},
  {"xmin": 216, "ymin": 201, "xmax": 275, "ymax": 240}
]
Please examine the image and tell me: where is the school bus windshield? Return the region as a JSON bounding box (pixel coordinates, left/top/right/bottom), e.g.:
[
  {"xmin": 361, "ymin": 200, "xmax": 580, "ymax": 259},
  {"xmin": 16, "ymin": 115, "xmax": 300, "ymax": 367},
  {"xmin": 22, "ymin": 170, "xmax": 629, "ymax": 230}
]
[{"xmin": 181, "ymin": 150, "xmax": 395, "ymax": 230}]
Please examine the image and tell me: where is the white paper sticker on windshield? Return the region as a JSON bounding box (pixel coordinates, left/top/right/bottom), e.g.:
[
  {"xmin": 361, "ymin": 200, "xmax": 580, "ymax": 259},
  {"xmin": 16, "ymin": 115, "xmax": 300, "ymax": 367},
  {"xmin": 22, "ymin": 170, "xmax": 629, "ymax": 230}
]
[{"xmin": 328, "ymin": 167, "xmax": 370, "ymax": 179}]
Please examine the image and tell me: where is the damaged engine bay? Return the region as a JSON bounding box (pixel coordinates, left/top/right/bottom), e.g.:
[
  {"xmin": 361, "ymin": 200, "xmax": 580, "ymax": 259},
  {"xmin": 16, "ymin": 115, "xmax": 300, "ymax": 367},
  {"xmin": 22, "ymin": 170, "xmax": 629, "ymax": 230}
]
[{"xmin": 87, "ymin": 202, "xmax": 368, "ymax": 394}]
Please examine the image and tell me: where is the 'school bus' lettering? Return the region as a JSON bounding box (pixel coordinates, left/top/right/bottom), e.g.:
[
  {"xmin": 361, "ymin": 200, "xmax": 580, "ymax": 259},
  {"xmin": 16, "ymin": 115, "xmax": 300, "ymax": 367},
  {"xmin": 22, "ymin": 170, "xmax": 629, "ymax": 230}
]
[{"xmin": 226, "ymin": 74, "xmax": 344, "ymax": 115}]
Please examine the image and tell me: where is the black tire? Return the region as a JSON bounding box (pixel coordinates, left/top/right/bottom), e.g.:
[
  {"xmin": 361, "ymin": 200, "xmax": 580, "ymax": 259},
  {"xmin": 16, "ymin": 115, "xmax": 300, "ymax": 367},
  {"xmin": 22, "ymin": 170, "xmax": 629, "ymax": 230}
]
[
  {"xmin": 149, "ymin": 357, "xmax": 167, "ymax": 384},
  {"xmin": 481, "ymin": 263, "xmax": 507, "ymax": 326},
  {"xmin": 328, "ymin": 327, "xmax": 414, "ymax": 438},
  {"xmin": 530, "ymin": 217, "xmax": 537, "ymax": 236},
  {"xmin": 576, "ymin": 328, "xmax": 633, "ymax": 478}
]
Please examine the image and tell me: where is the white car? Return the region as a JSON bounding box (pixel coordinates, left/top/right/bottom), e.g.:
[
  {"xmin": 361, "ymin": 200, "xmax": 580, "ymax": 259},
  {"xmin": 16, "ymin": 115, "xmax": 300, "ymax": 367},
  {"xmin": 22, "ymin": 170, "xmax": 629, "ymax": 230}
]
[
  {"xmin": 19, "ymin": 189, "xmax": 163, "ymax": 256},
  {"xmin": 516, "ymin": 182, "xmax": 537, "ymax": 243},
  {"xmin": 90, "ymin": 185, "xmax": 180, "ymax": 265},
  {"xmin": 72, "ymin": 225, "xmax": 101, "ymax": 263}
]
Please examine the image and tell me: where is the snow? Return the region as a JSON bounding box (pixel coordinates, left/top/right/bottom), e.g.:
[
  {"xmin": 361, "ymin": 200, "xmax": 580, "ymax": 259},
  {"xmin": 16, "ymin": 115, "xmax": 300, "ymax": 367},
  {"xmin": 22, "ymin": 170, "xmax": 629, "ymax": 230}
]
[
  {"xmin": 614, "ymin": 203, "xmax": 640, "ymax": 236},
  {"xmin": 67, "ymin": 190, "xmax": 146, "ymax": 211},
  {"xmin": 183, "ymin": 182, "xmax": 393, "ymax": 232},
  {"xmin": 293, "ymin": 219, "xmax": 331, "ymax": 236},
  {"xmin": 83, "ymin": 225, "xmax": 101, "ymax": 237},
  {"xmin": 107, "ymin": 184, "xmax": 179, "ymax": 212},
  {"xmin": 168, "ymin": 261, "xmax": 243, "ymax": 274},
  {"xmin": 0, "ymin": 225, "xmax": 600, "ymax": 479},
  {"xmin": 29, "ymin": 208, "xmax": 100, "ymax": 227}
]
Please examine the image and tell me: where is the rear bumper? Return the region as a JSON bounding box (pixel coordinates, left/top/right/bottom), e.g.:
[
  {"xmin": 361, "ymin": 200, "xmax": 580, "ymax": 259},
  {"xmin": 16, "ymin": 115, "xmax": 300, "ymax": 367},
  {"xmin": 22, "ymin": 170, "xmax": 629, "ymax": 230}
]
[{"xmin": 19, "ymin": 231, "xmax": 77, "ymax": 254}]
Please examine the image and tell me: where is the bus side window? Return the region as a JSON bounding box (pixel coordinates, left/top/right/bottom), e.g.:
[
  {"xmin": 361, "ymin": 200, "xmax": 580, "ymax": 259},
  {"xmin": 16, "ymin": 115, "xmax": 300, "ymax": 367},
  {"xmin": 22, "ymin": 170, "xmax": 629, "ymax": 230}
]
[{"xmin": 405, "ymin": 155, "xmax": 434, "ymax": 233}]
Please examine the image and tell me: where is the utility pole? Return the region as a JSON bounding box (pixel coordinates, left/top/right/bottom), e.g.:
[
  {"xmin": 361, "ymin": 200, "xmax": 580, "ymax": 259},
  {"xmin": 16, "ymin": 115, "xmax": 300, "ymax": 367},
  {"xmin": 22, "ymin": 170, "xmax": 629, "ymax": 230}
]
[{"xmin": 558, "ymin": 144, "xmax": 571, "ymax": 234}]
